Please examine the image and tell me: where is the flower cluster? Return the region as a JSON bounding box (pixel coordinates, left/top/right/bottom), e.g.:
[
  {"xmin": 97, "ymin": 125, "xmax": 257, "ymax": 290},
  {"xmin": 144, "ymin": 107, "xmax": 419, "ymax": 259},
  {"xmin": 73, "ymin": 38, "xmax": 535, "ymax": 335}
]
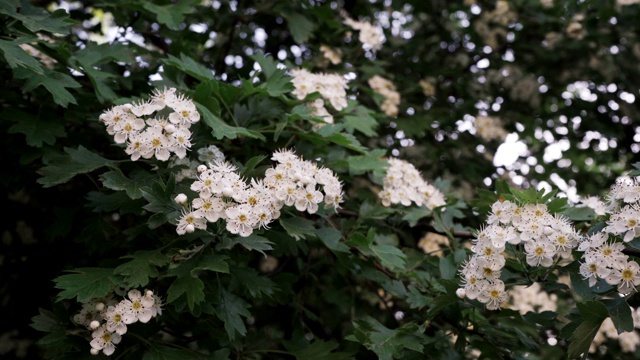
[
  {"xmin": 418, "ymin": 232, "xmax": 450, "ymax": 257},
  {"xmin": 378, "ymin": 158, "xmax": 446, "ymax": 210},
  {"xmin": 99, "ymin": 87, "xmax": 200, "ymax": 161},
  {"xmin": 73, "ymin": 289, "xmax": 162, "ymax": 356},
  {"xmin": 577, "ymin": 178, "xmax": 640, "ymax": 294},
  {"xmin": 473, "ymin": 0, "xmax": 517, "ymax": 51},
  {"xmin": 474, "ymin": 115, "xmax": 508, "ymax": 142},
  {"xmin": 458, "ymin": 200, "xmax": 579, "ymax": 310},
  {"xmin": 419, "ymin": 77, "xmax": 437, "ymax": 97},
  {"xmin": 508, "ymin": 282, "xmax": 558, "ymax": 315},
  {"xmin": 289, "ymin": 68, "xmax": 349, "ymax": 129},
  {"xmin": 176, "ymin": 149, "xmax": 343, "ymax": 237},
  {"xmin": 343, "ymin": 15, "xmax": 384, "ymax": 52},
  {"xmin": 320, "ymin": 45, "xmax": 342, "ymax": 65},
  {"xmin": 590, "ymin": 309, "xmax": 640, "ymax": 354},
  {"xmin": 368, "ymin": 75, "xmax": 400, "ymax": 117}
]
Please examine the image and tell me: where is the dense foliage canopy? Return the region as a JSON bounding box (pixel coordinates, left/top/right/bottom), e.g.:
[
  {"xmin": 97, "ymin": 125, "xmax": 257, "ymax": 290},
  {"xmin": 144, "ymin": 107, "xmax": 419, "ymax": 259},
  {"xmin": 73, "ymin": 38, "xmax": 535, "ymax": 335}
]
[{"xmin": 3, "ymin": 0, "xmax": 640, "ymax": 359}]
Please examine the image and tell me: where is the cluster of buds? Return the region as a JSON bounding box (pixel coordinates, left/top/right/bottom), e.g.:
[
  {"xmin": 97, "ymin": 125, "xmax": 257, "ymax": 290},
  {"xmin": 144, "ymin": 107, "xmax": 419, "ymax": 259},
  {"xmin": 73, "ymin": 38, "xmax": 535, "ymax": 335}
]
[
  {"xmin": 99, "ymin": 87, "xmax": 200, "ymax": 161},
  {"xmin": 175, "ymin": 149, "xmax": 343, "ymax": 237},
  {"xmin": 458, "ymin": 200, "xmax": 579, "ymax": 310},
  {"xmin": 368, "ymin": 75, "xmax": 400, "ymax": 117},
  {"xmin": 73, "ymin": 289, "xmax": 162, "ymax": 356},
  {"xmin": 378, "ymin": 158, "xmax": 446, "ymax": 210}
]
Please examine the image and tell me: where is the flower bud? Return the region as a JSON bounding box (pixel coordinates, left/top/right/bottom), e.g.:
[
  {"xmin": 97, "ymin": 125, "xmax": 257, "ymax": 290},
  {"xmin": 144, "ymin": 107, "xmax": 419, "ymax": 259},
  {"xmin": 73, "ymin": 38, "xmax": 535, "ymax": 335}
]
[
  {"xmin": 95, "ymin": 303, "xmax": 105, "ymax": 312},
  {"xmin": 164, "ymin": 124, "xmax": 176, "ymax": 134},
  {"xmin": 456, "ymin": 288, "xmax": 466, "ymax": 299},
  {"xmin": 174, "ymin": 193, "xmax": 188, "ymax": 205},
  {"xmin": 90, "ymin": 348, "xmax": 100, "ymax": 355},
  {"xmin": 547, "ymin": 337, "xmax": 558, "ymax": 346},
  {"xmin": 90, "ymin": 320, "xmax": 100, "ymax": 330},
  {"xmin": 146, "ymin": 290, "xmax": 154, "ymax": 297},
  {"xmin": 197, "ymin": 165, "xmax": 208, "ymax": 173},
  {"xmin": 185, "ymin": 224, "xmax": 195, "ymax": 233}
]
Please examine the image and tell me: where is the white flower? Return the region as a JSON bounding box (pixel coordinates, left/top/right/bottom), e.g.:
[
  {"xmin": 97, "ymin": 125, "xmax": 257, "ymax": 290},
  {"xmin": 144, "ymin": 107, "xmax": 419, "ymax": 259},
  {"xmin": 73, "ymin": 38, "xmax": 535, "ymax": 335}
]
[
  {"xmin": 104, "ymin": 303, "xmax": 128, "ymax": 335},
  {"xmin": 176, "ymin": 210, "xmax": 207, "ymax": 235},
  {"xmin": 131, "ymin": 99, "xmax": 164, "ymax": 117},
  {"xmin": 90, "ymin": 325, "xmax": 121, "ymax": 356},
  {"xmin": 192, "ymin": 196, "xmax": 226, "ymax": 223},
  {"xmin": 168, "ymin": 97, "xmax": 200, "ymax": 125},
  {"xmin": 477, "ymin": 280, "xmax": 509, "ymax": 310},
  {"xmin": 580, "ymin": 259, "xmax": 610, "ymax": 287},
  {"xmin": 121, "ymin": 289, "xmax": 156, "ymax": 324},
  {"xmin": 225, "ymin": 204, "xmax": 258, "ymax": 237},
  {"xmin": 605, "ymin": 205, "xmax": 640, "ymax": 242},
  {"xmin": 294, "ymin": 184, "xmax": 324, "ymax": 214},
  {"xmin": 524, "ymin": 239, "xmax": 556, "ymax": 267},
  {"xmin": 606, "ymin": 261, "xmax": 640, "ymax": 294}
]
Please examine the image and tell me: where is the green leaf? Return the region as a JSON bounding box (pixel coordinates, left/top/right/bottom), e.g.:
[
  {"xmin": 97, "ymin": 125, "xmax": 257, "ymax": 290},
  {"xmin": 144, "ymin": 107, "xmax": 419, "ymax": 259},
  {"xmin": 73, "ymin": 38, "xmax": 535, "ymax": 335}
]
[
  {"xmin": 283, "ymin": 12, "xmax": 316, "ymax": 44},
  {"xmin": 0, "ymin": 38, "xmax": 43, "ymax": 74},
  {"xmin": 263, "ymin": 69, "xmax": 294, "ymax": 96},
  {"xmin": 196, "ymin": 102, "xmax": 266, "ymax": 141},
  {"xmin": 167, "ymin": 275, "xmax": 206, "ymax": 312},
  {"xmin": 343, "ymin": 106, "xmax": 378, "ymax": 136},
  {"xmin": 231, "ymin": 265, "xmax": 276, "ymax": 298},
  {"xmin": 323, "ymin": 132, "xmax": 368, "ymax": 154},
  {"xmin": 370, "ymin": 244, "xmax": 406, "ymax": 271},
  {"xmin": 6, "ymin": 109, "xmax": 65, "ymax": 147},
  {"xmin": 143, "ymin": 344, "xmax": 218, "ymax": 360},
  {"xmin": 251, "ymin": 53, "xmax": 279, "ymax": 78},
  {"xmin": 30, "ymin": 308, "xmax": 73, "ymax": 357},
  {"xmin": 349, "ymin": 317, "xmax": 426, "ymax": 360},
  {"xmin": 425, "ymin": 294, "xmax": 459, "ymax": 320},
  {"xmin": 603, "ymin": 297, "xmax": 634, "ymax": 334},
  {"xmin": 406, "ymin": 286, "xmax": 431, "ymax": 309},
  {"xmin": 163, "ymin": 53, "xmax": 214, "ymax": 81},
  {"xmin": 402, "ymin": 207, "xmax": 432, "ymax": 227},
  {"xmin": 194, "ymin": 80, "xmax": 222, "ymax": 114},
  {"xmin": 562, "ymin": 205, "xmax": 596, "ymax": 221},
  {"xmin": 100, "ymin": 169, "xmax": 146, "ymax": 199},
  {"xmin": 14, "ymin": 67, "xmax": 81, "ymax": 107},
  {"xmin": 30, "ymin": 308, "xmax": 59, "ymax": 333},
  {"xmin": 316, "ymin": 226, "xmax": 350, "ymax": 253},
  {"xmin": 0, "ymin": 8, "xmax": 74, "ymax": 34},
  {"xmin": 438, "ymin": 255, "xmax": 457, "ymax": 280},
  {"xmin": 279, "ymin": 216, "xmax": 316, "ymax": 240},
  {"xmin": 142, "ymin": 176, "xmax": 177, "ymax": 211},
  {"xmin": 347, "ymin": 149, "xmax": 387, "ymax": 176},
  {"xmin": 566, "ymin": 301, "xmax": 609, "ymax": 359},
  {"xmin": 215, "ymin": 288, "xmax": 251, "ymax": 341},
  {"xmin": 234, "ymin": 96, "xmax": 284, "ymax": 125},
  {"xmin": 239, "ymin": 155, "xmax": 267, "ymax": 178},
  {"xmin": 291, "ymin": 340, "xmax": 352, "ymax": 360},
  {"xmin": 54, "ymin": 268, "xmax": 120, "ymax": 302},
  {"xmin": 547, "ymin": 196, "xmax": 569, "ymax": 214},
  {"xmin": 142, "ymin": 0, "xmax": 199, "ymax": 31},
  {"xmin": 219, "ymin": 234, "xmax": 274, "ymax": 257},
  {"xmin": 358, "ymin": 201, "xmax": 396, "ymax": 220},
  {"xmin": 114, "ymin": 250, "xmax": 169, "ymax": 288},
  {"xmin": 192, "ymin": 253, "xmax": 230, "ymax": 274},
  {"xmin": 37, "ymin": 146, "xmax": 112, "ymax": 187}
]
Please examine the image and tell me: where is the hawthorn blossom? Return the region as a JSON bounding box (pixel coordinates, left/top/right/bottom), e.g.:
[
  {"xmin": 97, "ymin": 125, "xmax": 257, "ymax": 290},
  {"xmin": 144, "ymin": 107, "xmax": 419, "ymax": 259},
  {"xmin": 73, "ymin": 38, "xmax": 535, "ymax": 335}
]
[
  {"xmin": 90, "ymin": 325, "xmax": 121, "ymax": 356},
  {"xmin": 99, "ymin": 87, "xmax": 200, "ymax": 161}
]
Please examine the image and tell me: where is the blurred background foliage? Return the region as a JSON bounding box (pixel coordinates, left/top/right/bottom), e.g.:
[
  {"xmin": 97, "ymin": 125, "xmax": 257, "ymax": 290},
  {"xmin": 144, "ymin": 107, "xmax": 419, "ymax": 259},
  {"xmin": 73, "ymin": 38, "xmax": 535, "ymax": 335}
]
[{"xmin": 1, "ymin": 0, "xmax": 640, "ymax": 359}]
